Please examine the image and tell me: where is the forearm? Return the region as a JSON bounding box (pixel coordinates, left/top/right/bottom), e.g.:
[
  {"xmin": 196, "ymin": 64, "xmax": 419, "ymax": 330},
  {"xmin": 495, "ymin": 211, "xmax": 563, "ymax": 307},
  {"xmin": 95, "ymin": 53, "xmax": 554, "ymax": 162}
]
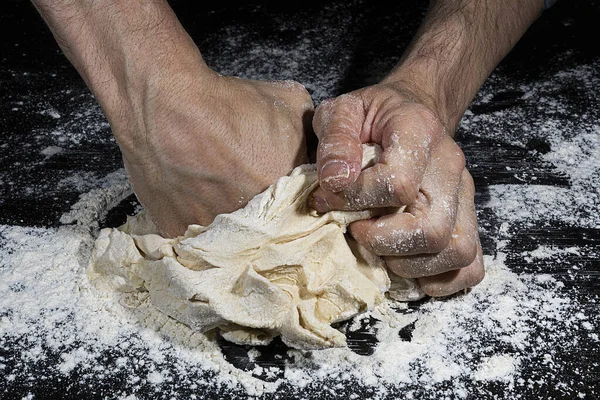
[
  {"xmin": 383, "ymin": 0, "xmax": 543, "ymax": 134},
  {"xmin": 31, "ymin": 0, "xmax": 210, "ymax": 137}
]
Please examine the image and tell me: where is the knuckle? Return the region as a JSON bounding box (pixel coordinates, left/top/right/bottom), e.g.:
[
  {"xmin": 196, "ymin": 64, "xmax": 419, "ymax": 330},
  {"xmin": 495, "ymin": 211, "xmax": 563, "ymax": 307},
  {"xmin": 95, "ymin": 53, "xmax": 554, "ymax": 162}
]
[
  {"xmin": 422, "ymin": 219, "xmax": 453, "ymax": 253},
  {"xmin": 467, "ymin": 257, "xmax": 485, "ymax": 287},
  {"xmin": 438, "ymin": 137, "xmax": 466, "ymax": 173},
  {"xmin": 389, "ymin": 171, "xmax": 419, "ymax": 204},
  {"xmin": 316, "ymin": 94, "xmax": 357, "ymax": 117},
  {"xmin": 289, "ymin": 80, "xmax": 309, "ymax": 94},
  {"xmin": 295, "ymin": 88, "xmax": 314, "ymax": 111},
  {"xmin": 461, "ymin": 169, "xmax": 475, "ymax": 189},
  {"xmin": 452, "ymin": 144, "xmax": 466, "ymax": 172},
  {"xmin": 316, "ymin": 135, "xmax": 359, "ymax": 164},
  {"xmin": 412, "ymin": 104, "xmax": 445, "ymax": 141},
  {"xmin": 313, "ymin": 99, "xmax": 336, "ymax": 133},
  {"xmin": 453, "ymin": 233, "xmax": 479, "ymax": 267},
  {"xmin": 316, "ymin": 97, "xmax": 336, "ymax": 114}
]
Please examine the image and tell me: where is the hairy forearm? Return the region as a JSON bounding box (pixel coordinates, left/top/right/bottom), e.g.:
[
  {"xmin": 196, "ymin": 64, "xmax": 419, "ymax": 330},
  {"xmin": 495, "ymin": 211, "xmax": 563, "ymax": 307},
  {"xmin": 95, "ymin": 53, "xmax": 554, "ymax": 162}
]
[
  {"xmin": 30, "ymin": 0, "xmax": 209, "ymax": 134},
  {"xmin": 383, "ymin": 0, "xmax": 543, "ymax": 134}
]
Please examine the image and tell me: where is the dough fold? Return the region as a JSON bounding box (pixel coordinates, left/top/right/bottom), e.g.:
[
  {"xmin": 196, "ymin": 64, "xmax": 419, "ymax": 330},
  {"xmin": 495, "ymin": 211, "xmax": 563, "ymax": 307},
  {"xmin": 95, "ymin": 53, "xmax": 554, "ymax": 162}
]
[{"xmin": 88, "ymin": 147, "xmax": 424, "ymax": 349}]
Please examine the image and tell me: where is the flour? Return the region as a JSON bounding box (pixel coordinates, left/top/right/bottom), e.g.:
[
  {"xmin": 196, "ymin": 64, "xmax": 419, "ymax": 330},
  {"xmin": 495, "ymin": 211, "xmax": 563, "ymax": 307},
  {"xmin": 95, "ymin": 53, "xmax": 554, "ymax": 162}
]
[
  {"xmin": 473, "ymin": 355, "xmax": 519, "ymax": 382},
  {"xmin": 2, "ymin": 88, "xmax": 600, "ymax": 400},
  {"xmin": 2, "ymin": 4, "xmax": 599, "ymax": 398},
  {"xmin": 1, "ymin": 208, "xmax": 596, "ymax": 398},
  {"xmin": 87, "ymin": 146, "xmax": 422, "ymax": 350},
  {"xmin": 59, "ymin": 169, "xmax": 133, "ymax": 229}
]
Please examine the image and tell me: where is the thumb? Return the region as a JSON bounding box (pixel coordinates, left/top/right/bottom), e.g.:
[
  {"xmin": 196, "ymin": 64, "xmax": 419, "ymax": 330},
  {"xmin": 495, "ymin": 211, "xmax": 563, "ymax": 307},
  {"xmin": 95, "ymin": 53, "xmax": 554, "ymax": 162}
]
[{"xmin": 313, "ymin": 94, "xmax": 365, "ymax": 192}]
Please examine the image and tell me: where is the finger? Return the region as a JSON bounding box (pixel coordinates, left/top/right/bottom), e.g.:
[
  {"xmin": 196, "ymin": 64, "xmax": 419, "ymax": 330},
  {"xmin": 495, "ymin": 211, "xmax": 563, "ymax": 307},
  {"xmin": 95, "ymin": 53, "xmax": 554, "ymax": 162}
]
[
  {"xmin": 384, "ymin": 169, "xmax": 479, "ymax": 278},
  {"xmin": 313, "ymin": 94, "xmax": 365, "ymax": 192},
  {"xmin": 311, "ymin": 163, "xmax": 421, "ymax": 212},
  {"xmin": 311, "ymin": 101, "xmax": 443, "ymax": 213},
  {"xmin": 417, "ymin": 241, "xmax": 485, "ymax": 297},
  {"xmin": 348, "ymin": 137, "xmax": 465, "ymax": 255}
]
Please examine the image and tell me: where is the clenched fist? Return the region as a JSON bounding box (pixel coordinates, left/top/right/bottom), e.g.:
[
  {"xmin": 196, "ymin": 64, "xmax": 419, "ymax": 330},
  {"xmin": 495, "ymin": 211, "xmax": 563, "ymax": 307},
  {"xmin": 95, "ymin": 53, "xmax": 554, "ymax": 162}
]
[{"xmin": 311, "ymin": 84, "xmax": 484, "ymax": 297}]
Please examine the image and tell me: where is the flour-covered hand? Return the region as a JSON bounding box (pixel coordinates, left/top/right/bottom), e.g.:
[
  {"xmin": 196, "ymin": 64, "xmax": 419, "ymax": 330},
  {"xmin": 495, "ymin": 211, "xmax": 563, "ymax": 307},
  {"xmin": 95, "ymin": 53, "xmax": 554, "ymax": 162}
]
[{"xmin": 310, "ymin": 84, "xmax": 484, "ymax": 297}]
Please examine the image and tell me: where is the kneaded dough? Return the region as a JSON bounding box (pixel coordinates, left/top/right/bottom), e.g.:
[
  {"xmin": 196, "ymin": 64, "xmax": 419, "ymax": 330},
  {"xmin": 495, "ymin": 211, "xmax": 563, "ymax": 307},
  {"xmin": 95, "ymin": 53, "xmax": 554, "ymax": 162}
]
[{"xmin": 87, "ymin": 145, "xmax": 424, "ymax": 349}]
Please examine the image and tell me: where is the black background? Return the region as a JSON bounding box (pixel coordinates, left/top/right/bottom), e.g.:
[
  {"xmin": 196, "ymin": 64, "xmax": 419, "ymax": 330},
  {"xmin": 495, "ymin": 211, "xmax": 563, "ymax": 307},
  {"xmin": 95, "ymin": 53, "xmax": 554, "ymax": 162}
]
[{"xmin": 0, "ymin": 0, "xmax": 598, "ymax": 399}]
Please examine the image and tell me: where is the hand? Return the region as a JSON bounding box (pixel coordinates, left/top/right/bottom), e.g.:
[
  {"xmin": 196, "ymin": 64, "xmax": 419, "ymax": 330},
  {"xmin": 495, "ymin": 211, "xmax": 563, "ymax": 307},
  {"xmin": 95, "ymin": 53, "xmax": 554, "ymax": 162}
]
[
  {"xmin": 30, "ymin": 0, "xmax": 313, "ymax": 237},
  {"xmin": 310, "ymin": 83, "xmax": 484, "ymax": 297},
  {"xmin": 116, "ymin": 69, "xmax": 313, "ymax": 237}
]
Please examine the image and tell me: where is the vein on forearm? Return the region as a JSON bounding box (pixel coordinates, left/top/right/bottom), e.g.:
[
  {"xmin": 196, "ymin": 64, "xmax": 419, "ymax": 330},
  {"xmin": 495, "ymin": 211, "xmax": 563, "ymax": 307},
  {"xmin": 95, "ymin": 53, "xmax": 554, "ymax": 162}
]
[{"xmin": 385, "ymin": 0, "xmax": 542, "ymax": 133}]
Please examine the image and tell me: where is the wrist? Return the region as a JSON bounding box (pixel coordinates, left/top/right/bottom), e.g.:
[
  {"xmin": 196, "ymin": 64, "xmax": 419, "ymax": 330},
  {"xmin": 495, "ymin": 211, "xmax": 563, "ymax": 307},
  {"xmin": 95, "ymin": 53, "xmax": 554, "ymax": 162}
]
[
  {"xmin": 381, "ymin": 10, "xmax": 492, "ymax": 135},
  {"xmin": 381, "ymin": 0, "xmax": 542, "ymax": 134},
  {"xmin": 107, "ymin": 65, "xmax": 227, "ymax": 166}
]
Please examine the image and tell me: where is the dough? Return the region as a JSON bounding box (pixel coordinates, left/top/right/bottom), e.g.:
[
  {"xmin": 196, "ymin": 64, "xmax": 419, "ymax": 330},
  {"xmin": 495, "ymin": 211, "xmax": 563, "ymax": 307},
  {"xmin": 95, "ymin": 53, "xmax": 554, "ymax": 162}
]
[{"xmin": 87, "ymin": 145, "xmax": 424, "ymax": 349}]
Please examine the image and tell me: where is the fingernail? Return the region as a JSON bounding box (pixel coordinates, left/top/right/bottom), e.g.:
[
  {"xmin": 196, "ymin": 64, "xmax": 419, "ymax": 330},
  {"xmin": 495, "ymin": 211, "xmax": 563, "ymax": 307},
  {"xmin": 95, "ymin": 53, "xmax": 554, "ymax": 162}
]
[
  {"xmin": 320, "ymin": 160, "xmax": 350, "ymax": 192},
  {"xmin": 315, "ymin": 196, "xmax": 332, "ymax": 213},
  {"xmin": 308, "ymin": 192, "xmax": 332, "ymax": 213}
]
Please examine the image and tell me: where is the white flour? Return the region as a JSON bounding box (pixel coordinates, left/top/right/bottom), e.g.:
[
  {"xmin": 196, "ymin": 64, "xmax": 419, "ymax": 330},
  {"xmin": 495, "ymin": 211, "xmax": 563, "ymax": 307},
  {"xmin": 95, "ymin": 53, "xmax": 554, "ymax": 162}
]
[
  {"xmin": 86, "ymin": 148, "xmax": 424, "ymax": 350},
  {"xmin": 2, "ymin": 5, "xmax": 599, "ymax": 397},
  {"xmin": 0, "ymin": 165, "xmax": 597, "ymax": 399}
]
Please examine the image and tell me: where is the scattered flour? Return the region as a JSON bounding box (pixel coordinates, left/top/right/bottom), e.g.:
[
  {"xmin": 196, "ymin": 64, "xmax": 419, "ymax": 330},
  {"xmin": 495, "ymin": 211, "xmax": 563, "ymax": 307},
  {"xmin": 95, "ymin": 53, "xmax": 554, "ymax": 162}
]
[
  {"xmin": 473, "ymin": 354, "xmax": 519, "ymax": 382},
  {"xmin": 39, "ymin": 145, "xmax": 63, "ymax": 158},
  {"xmin": 1, "ymin": 4, "xmax": 599, "ymax": 398},
  {"xmin": 0, "ymin": 184, "xmax": 597, "ymax": 398}
]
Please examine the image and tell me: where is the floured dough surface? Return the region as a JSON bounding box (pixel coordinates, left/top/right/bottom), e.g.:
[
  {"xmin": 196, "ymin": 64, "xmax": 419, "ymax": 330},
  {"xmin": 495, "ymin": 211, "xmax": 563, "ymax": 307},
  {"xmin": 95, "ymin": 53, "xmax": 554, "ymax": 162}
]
[{"xmin": 88, "ymin": 145, "xmax": 423, "ymax": 349}]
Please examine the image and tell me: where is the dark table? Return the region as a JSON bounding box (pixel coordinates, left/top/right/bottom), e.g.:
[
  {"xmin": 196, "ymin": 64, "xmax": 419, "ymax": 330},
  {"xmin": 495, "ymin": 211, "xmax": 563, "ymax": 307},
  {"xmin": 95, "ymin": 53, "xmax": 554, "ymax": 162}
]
[{"xmin": 1, "ymin": 1, "xmax": 598, "ymax": 399}]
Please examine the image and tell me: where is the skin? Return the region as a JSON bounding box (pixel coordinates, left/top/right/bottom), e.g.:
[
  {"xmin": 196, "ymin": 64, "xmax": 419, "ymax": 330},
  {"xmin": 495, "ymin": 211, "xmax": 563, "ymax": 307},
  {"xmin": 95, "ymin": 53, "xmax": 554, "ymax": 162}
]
[
  {"xmin": 311, "ymin": 0, "xmax": 544, "ymax": 296},
  {"xmin": 30, "ymin": 0, "xmax": 314, "ymax": 238},
  {"xmin": 31, "ymin": 0, "xmax": 544, "ymax": 297}
]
